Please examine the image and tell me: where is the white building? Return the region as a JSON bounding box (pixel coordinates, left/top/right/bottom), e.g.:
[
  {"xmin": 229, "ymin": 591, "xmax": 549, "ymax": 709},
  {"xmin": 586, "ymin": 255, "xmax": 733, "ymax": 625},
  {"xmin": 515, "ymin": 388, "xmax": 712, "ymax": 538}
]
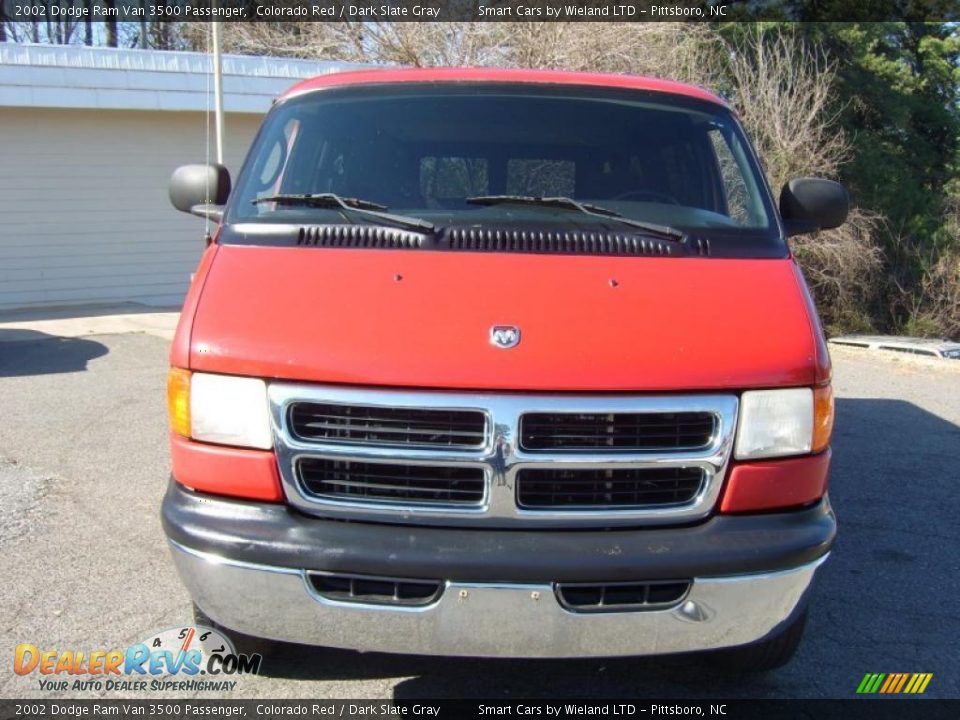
[{"xmin": 0, "ymin": 44, "xmax": 357, "ymax": 310}]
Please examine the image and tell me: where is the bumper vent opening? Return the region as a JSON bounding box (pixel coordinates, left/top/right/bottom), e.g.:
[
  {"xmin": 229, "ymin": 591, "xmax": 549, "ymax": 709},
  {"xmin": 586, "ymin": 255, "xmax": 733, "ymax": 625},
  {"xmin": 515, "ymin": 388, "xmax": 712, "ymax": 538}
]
[
  {"xmin": 308, "ymin": 572, "xmax": 443, "ymax": 607},
  {"xmin": 557, "ymin": 581, "xmax": 690, "ymax": 612},
  {"xmin": 520, "ymin": 412, "xmax": 715, "ymax": 451},
  {"xmin": 298, "ymin": 458, "xmax": 485, "ymax": 506},
  {"xmin": 290, "ymin": 403, "xmax": 486, "ymax": 449},
  {"xmin": 517, "ymin": 467, "xmax": 704, "ymax": 509}
]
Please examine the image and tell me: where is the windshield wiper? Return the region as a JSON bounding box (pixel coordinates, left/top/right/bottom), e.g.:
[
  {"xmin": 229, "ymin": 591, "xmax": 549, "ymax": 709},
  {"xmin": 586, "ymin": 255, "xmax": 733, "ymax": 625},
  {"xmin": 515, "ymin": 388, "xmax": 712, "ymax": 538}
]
[
  {"xmin": 252, "ymin": 193, "xmax": 435, "ymax": 233},
  {"xmin": 465, "ymin": 195, "xmax": 685, "ymax": 241}
]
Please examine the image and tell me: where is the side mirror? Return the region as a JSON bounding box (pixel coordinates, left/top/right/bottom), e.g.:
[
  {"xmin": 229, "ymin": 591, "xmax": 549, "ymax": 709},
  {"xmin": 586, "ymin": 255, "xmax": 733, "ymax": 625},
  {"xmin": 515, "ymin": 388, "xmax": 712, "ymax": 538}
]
[
  {"xmin": 169, "ymin": 164, "xmax": 231, "ymax": 222},
  {"xmin": 779, "ymin": 177, "xmax": 849, "ymax": 236}
]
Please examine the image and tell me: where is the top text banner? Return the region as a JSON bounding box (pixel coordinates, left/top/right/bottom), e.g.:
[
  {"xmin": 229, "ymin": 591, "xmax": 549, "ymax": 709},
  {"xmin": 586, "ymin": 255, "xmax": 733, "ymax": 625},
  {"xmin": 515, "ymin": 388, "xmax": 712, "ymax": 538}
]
[{"xmin": 2, "ymin": 0, "xmax": 958, "ymax": 22}]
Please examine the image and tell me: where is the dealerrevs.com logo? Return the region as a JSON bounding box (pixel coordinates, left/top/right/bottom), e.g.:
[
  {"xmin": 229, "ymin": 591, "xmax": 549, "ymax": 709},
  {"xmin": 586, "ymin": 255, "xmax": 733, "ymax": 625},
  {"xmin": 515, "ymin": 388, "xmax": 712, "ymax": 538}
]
[{"xmin": 14, "ymin": 626, "xmax": 261, "ymax": 692}]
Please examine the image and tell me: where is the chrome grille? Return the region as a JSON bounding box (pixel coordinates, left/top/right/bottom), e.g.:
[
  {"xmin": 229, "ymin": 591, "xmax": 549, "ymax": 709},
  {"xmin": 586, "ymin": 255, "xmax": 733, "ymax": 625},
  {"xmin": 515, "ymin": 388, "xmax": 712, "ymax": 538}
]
[
  {"xmin": 298, "ymin": 458, "xmax": 485, "ymax": 506},
  {"xmin": 270, "ymin": 384, "xmax": 737, "ymax": 529},
  {"xmin": 290, "ymin": 402, "xmax": 486, "ymax": 448},
  {"xmin": 517, "ymin": 467, "xmax": 704, "ymax": 509},
  {"xmin": 520, "ymin": 411, "xmax": 715, "ymax": 451}
]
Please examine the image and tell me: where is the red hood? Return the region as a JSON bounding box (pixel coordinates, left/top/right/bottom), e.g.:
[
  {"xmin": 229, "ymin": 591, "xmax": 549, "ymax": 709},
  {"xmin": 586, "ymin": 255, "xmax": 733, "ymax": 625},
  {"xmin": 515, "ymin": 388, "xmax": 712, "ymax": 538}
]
[{"xmin": 187, "ymin": 245, "xmax": 818, "ymax": 391}]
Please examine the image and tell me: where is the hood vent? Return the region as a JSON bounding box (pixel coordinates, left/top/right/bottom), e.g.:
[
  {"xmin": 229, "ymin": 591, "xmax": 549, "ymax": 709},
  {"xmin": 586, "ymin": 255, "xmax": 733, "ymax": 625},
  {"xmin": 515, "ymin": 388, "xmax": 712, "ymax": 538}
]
[
  {"xmin": 448, "ymin": 227, "xmax": 676, "ymax": 256},
  {"xmin": 298, "ymin": 224, "xmax": 426, "ymax": 249},
  {"xmin": 294, "ymin": 224, "xmax": 710, "ymax": 257}
]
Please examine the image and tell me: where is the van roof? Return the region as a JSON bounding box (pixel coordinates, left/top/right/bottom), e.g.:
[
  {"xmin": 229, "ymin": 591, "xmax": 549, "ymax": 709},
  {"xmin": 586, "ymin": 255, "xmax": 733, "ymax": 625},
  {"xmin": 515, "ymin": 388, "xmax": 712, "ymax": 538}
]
[{"xmin": 280, "ymin": 67, "xmax": 727, "ymax": 107}]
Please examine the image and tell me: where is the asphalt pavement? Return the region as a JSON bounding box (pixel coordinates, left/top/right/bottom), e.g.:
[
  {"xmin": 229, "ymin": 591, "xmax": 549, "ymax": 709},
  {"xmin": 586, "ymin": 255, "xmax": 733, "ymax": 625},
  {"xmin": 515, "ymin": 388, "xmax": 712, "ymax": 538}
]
[{"xmin": 0, "ymin": 328, "xmax": 957, "ymax": 699}]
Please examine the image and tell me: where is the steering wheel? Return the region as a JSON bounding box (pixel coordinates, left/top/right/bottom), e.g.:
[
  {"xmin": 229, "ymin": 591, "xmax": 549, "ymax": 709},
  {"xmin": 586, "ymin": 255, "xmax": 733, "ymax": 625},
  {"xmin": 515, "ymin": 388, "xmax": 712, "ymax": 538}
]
[{"xmin": 613, "ymin": 190, "xmax": 680, "ymax": 204}]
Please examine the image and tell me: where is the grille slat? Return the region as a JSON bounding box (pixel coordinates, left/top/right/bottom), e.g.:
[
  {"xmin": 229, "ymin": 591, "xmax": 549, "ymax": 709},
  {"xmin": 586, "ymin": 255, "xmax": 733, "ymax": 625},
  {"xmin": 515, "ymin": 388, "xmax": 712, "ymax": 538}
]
[
  {"xmin": 299, "ymin": 422, "xmax": 484, "ymax": 439},
  {"xmin": 520, "ymin": 412, "xmax": 715, "ymax": 451},
  {"xmin": 299, "ymin": 414, "xmax": 485, "ymax": 429},
  {"xmin": 290, "ymin": 403, "xmax": 486, "ymax": 448},
  {"xmin": 517, "ymin": 467, "xmax": 703, "ymax": 509},
  {"xmin": 525, "ymin": 431, "xmax": 712, "ymax": 440},
  {"xmin": 522, "ymin": 420, "xmax": 713, "ymax": 429},
  {"xmin": 319, "ymin": 479, "xmax": 482, "ymax": 496},
  {"xmin": 519, "ymin": 489, "xmax": 691, "ymax": 499},
  {"xmin": 298, "ymin": 458, "xmax": 485, "ymax": 506}
]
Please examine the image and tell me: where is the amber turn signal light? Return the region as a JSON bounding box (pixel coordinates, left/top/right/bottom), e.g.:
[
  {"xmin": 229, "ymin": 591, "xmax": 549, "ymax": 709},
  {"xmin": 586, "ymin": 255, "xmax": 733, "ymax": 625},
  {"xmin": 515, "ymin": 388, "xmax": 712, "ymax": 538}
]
[
  {"xmin": 812, "ymin": 384, "xmax": 834, "ymax": 453},
  {"xmin": 167, "ymin": 367, "xmax": 192, "ymax": 438}
]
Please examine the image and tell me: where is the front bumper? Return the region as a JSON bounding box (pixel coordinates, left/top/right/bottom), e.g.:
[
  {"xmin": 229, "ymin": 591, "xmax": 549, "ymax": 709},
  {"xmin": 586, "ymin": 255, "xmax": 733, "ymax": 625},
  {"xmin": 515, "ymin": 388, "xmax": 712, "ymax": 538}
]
[{"xmin": 163, "ymin": 481, "xmax": 835, "ymax": 658}]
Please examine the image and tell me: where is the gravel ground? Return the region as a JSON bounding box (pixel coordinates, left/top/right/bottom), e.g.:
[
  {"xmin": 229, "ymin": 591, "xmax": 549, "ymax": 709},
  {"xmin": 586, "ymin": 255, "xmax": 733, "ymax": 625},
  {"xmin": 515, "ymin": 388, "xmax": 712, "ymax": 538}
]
[{"xmin": 0, "ymin": 333, "xmax": 957, "ymax": 700}]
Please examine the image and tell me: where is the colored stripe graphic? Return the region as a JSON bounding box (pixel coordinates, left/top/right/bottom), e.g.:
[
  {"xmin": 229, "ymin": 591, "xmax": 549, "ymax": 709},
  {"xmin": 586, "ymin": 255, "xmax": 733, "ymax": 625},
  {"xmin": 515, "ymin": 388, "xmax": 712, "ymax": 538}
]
[
  {"xmin": 857, "ymin": 673, "xmax": 932, "ymax": 694},
  {"xmin": 856, "ymin": 673, "xmax": 885, "ymax": 693},
  {"xmin": 894, "ymin": 674, "xmax": 910, "ymax": 693}
]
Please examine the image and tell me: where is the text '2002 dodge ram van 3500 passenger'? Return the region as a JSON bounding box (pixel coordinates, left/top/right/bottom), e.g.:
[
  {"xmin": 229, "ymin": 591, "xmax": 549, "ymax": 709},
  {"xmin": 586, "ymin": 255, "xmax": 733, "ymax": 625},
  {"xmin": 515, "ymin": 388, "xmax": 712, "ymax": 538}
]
[{"xmin": 163, "ymin": 68, "xmax": 845, "ymax": 671}]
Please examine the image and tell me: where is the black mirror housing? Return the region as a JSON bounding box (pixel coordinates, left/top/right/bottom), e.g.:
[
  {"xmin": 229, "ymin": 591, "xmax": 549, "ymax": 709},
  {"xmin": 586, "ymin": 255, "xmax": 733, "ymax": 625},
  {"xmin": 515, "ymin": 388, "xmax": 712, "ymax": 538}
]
[
  {"xmin": 779, "ymin": 178, "xmax": 849, "ymax": 236},
  {"xmin": 169, "ymin": 164, "xmax": 231, "ymax": 219}
]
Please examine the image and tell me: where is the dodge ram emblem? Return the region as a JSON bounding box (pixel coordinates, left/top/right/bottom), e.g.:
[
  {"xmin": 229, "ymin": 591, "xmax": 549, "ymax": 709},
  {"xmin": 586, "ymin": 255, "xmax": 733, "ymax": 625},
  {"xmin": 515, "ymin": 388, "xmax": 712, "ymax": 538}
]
[{"xmin": 490, "ymin": 325, "xmax": 521, "ymax": 349}]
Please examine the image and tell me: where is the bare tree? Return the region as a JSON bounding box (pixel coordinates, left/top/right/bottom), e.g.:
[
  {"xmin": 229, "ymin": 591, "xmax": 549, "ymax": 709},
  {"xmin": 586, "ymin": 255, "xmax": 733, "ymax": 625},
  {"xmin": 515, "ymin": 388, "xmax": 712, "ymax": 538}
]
[
  {"xmin": 104, "ymin": 0, "xmax": 117, "ymax": 47},
  {"xmin": 721, "ymin": 29, "xmax": 848, "ymax": 191},
  {"xmin": 205, "ymin": 21, "xmax": 719, "ymax": 83},
  {"xmin": 720, "ymin": 28, "xmax": 883, "ymax": 334},
  {"xmin": 891, "ymin": 195, "xmax": 960, "ymax": 338},
  {"xmin": 83, "ymin": 0, "xmax": 93, "ymax": 45}
]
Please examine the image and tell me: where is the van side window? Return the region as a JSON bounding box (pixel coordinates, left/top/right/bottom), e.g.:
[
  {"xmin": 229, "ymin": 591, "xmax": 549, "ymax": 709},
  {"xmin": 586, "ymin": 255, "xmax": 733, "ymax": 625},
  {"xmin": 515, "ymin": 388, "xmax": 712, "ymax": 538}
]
[
  {"xmin": 253, "ymin": 118, "xmax": 301, "ymax": 195},
  {"xmin": 709, "ymin": 129, "xmax": 751, "ymax": 224},
  {"xmin": 421, "ymin": 157, "xmax": 489, "ymax": 203},
  {"xmin": 707, "ymin": 127, "xmax": 767, "ymax": 227},
  {"xmin": 507, "ymin": 159, "xmax": 575, "ymax": 197},
  {"xmin": 620, "ymin": 133, "xmax": 714, "ymax": 213},
  {"xmin": 658, "ymin": 142, "xmax": 703, "ymax": 209}
]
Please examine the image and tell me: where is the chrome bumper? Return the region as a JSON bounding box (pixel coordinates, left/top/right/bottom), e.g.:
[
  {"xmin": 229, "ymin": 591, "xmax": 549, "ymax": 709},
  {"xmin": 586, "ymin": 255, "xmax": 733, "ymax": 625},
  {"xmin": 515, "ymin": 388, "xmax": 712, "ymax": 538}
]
[{"xmin": 169, "ymin": 540, "xmax": 826, "ymax": 658}]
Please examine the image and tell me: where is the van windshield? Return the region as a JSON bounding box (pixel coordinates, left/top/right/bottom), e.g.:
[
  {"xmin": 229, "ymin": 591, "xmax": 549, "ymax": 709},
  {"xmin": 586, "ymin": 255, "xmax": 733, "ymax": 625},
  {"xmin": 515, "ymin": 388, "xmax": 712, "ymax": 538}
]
[{"xmin": 227, "ymin": 83, "xmax": 781, "ymax": 249}]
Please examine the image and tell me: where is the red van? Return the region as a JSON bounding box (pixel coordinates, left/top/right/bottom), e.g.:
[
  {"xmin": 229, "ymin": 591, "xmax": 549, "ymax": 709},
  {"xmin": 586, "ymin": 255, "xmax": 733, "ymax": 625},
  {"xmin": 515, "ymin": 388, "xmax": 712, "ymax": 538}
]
[{"xmin": 164, "ymin": 68, "xmax": 844, "ymax": 670}]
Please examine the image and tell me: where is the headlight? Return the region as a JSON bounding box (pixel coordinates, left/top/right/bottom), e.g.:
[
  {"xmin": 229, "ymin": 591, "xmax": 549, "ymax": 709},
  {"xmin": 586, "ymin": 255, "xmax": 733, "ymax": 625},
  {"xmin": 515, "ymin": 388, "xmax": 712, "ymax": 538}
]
[
  {"xmin": 735, "ymin": 388, "xmax": 815, "ymax": 460},
  {"xmin": 167, "ymin": 369, "xmax": 273, "ymax": 450}
]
